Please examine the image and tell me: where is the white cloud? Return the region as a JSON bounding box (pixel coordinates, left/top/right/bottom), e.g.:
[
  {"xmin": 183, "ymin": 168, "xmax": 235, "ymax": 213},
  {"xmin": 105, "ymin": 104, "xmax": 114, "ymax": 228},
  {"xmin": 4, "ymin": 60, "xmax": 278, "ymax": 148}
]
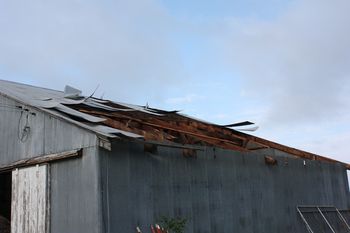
[
  {"xmin": 299, "ymin": 131, "xmax": 350, "ymax": 164},
  {"xmin": 0, "ymin": 0, "xmax": 184, "ymax": 102},
  {"xmin": 1, "ymin": 0, "xmax": 349, "ymax": 166},
  {"xmin": 221, "ymin": 0, "xmax": 350, "ymax": 126},
  {"xmin": 212, "ymin": 113, "xmax": 229, "ymax": 120}
]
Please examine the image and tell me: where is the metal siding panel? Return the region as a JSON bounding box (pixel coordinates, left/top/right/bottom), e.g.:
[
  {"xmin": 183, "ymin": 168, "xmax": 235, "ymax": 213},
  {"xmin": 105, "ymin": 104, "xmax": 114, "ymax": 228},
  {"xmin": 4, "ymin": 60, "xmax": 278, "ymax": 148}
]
[
  {"xmin": 100, "ymin": 141, "xmax": 350, "ymax": 233},
  {"xmin": 165, "ymin": 147, "xmax": 193, "ymax": 233},
  {"xmin": 50, "ymin": 147, "xmax": 101, "ymax": 233},
  {"xmin": 128, "ymin": 143, "xmax": 154, "ymax": 230},
  {"xmin": 150, "ymin": 150, "xmax": 174, "ymax": 220},
  {"xmin": 189, "ymin": 150, "xmax": 211, "ymax": 233},
  {"xmin": 0, "ymin": 95, "xmax": 98, "ymax": 165},
  {"xmin": 206, "ymin": 149, "xmax": 225, "ymax": 233},
  {"xmin": 103, "ymin": 142, "xmax": 132, "ymax": 233}
]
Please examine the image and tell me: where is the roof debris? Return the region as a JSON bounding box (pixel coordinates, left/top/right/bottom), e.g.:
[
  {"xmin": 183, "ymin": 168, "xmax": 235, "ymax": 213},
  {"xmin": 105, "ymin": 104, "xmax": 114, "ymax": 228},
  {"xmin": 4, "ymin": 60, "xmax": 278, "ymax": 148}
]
[{"xmin": 0, "ymin": 79, "xmax": 349, "ymax": 168}]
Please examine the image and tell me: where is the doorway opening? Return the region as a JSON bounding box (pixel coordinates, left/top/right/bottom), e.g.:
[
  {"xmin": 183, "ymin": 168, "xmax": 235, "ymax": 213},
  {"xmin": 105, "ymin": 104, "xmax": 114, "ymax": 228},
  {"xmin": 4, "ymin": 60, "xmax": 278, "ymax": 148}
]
[
  {"xmin": 347, "ymin": 170, "xmax": 350, "ymax": 192},
  {"xmin": 0, "ymin": 171, "xmax": 11, "ymax": 231}
]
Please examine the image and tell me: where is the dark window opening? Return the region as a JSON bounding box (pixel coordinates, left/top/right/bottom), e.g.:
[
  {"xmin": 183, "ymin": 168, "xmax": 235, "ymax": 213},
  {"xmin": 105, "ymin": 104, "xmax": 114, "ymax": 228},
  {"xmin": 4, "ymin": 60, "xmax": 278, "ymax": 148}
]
[{"xmin": 0, "ymin": 171, "xmax": 11, "ymax": 231}]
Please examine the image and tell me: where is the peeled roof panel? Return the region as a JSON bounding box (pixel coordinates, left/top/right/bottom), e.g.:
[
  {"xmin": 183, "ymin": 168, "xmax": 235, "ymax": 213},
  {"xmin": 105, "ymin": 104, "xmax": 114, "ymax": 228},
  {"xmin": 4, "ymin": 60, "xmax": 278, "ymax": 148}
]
[
  {"xmin": 55, "ymin": 104, "xmax": 106, "ymax": 123},
  {"xmin": 0, "ymin": 80, "xmax": 85, "ymax": 107},
  {"xmin": 43, "ymin": 109, "xmax": 118, "ymax": 138},
  {"xmin": 1, "ymin": 80, "xmax": 350, "ymax": 168},
  {"xmin": 90, "ymin": 98, "xmax": 109, "ymax": 103},
  {"xmin": 27, "ymin": 99, "xmax": 60, "ymax": 108},
  {"xmin": 88, "ymin": 125, "xmax": 143, "ymax": 138},
  {"xmin": 115, "ymin": 101, "xmax": 164, "ymax": 116},
  {"xmin": 222, "ymin": 121, "xmax": 255, "ymax": 127},
  {"xmin": 84, "ymin": 100, "xmax": 135, "ymax": 112},
  {"xmin": 45, "ymin": 109, "xmax": 141, "ymax": 138},
  {"xmin": 64, "ymin": 85, "xmax": 82, "ymax": 98},
  {"xmin": 0, "ymin": 79, "xmax": 64, "ymax": 100},
  {"xmin": 58, "ymin": 98, "xmax": 86, "ymax": 105}
]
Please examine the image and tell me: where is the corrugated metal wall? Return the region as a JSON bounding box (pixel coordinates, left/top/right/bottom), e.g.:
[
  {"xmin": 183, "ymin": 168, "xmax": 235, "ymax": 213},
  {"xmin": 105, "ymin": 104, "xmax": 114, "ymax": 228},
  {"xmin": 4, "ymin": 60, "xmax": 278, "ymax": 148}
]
[
  {"xmin": 99, "ymin": 141, "xmax": 350, "ymax": 233},
  {"xmin": 0, "ymin": 94, "xmax": 102, "ymax": 233},
  {"xmin": 2, "ymin": 94, "xmax": 350, "ymax": 233},
  {"xmin": 50, "ymin": 147, "xmax": 102, "ymax": 233},
  {"xmin": 0, "ymin": 94, "xmax": 97, "ymax": 165}
]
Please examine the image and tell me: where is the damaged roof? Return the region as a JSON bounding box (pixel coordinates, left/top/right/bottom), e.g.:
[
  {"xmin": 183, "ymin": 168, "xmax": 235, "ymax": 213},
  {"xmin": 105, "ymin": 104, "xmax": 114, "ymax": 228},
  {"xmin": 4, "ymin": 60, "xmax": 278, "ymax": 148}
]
[{"xmin": 0, "ymin": 79, "xmax": 349, "ymax": 169}]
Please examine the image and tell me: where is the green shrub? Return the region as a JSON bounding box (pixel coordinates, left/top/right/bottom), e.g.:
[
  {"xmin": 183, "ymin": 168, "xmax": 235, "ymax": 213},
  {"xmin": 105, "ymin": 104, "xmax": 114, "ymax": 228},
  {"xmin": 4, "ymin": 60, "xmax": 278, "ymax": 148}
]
[{"xmin": 158, "ymin": 216, "xmax": 187, "ymax": 233}]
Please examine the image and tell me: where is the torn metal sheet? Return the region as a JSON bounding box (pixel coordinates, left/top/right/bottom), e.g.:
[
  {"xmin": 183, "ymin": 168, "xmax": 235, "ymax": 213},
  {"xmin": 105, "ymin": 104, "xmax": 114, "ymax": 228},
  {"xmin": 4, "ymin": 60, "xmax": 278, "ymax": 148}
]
[
  {"xmin": 222, "ymin": 121, "xmax": 255, "ymax": 128},
  {"xmin": 0, "ymin": 80, "xmax": 85, "ymax": 108},
  {"xmin": 233, "ymin": 126, "xmax": 259, "ymax": 132},
  {"xmin": 114, "ymin": 101, "xmax": 164, "ymax": 116},
  {"xmin": 43, "ymin": 108, "xmax": 119, "ymax": 138},
  {"xmin": 83, "ymin": 100, "xmax": 135, "ymax": 112},
  {"xmin": 146, "ymin": 108, "xmax": 180, "ymax": 114},
  {"xmin": 87, "ymin": 125, "xmax": 143, "ymax": 138},
  {"xmin": 1, "ymin": 79, "xmax": 350, "ymax": 169},
  {"xmin": 64, "ymin": 85, "xmax": 82, "ymax": 99},
  {"xmin": 90, "ymin": 98, "xmax": 109, "ymax": 103},
  {"xmin": 54, "ymin": 104, "xmax": 106, "ymax": 123}
]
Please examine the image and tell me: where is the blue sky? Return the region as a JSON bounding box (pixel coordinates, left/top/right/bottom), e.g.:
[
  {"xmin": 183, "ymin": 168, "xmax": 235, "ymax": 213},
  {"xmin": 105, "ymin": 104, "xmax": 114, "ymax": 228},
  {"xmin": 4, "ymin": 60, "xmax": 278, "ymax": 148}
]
[
  {"xmin": 1, "ymin": 0, "xmax": 350, "ymax": 167},
  {"xmin": 162, "ymin": 0, "xmax": 291, "ymax": 20}
]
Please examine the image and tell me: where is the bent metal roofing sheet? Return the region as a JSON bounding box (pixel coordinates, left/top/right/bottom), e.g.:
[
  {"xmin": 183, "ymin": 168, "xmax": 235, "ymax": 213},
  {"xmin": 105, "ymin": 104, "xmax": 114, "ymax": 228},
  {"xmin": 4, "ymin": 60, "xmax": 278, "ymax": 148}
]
[{"xmin": 0, "ymin": 79, "xmax": 349, "ymax": 169}]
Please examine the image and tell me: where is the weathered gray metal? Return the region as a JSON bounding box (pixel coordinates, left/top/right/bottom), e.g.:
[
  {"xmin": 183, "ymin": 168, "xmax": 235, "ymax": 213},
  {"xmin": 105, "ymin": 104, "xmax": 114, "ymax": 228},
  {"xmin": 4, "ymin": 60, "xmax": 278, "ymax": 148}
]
[
  {"xmin": 50, "ymin": 147, "xmax": 102, "ymax": 233},
  {"xmin": 0, "ymin": 90, "xmax": 102, "ymax": 233},
  {"xmin": 98, "ymin": 140, "xmax": 350, "ymax": 233},
  {"xmin": 0, "ymin": 94, "xmax": 98, "ymax": 165},
  {"xmin": 1, "ymin": 80, "xmax": 350, "ymax": 233},
  {"xmin": 0, "ymin": 79, "xmax": 144, "ymax": 138}
]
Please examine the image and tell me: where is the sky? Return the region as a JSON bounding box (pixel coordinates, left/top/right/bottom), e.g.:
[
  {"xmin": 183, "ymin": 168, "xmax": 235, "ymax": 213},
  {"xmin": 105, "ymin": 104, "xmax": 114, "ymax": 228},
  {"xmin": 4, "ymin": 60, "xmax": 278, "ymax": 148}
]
[{"xmin": 0, "ymin": 0, "xmax": 350, "ymax": 169}]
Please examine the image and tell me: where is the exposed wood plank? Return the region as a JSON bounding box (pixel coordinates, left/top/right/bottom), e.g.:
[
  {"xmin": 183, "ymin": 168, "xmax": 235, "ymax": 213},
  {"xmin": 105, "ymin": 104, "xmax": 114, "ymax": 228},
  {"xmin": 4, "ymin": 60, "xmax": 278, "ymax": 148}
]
[
  {"xmin": 135, "ymin": 140, "xmax": 205, "ymax": 151},
  {"xmin": 264, "ymin": 156, "xmax": 277, "ymax": 165},
  {"xmin": 75, "ymin": 106, "xmax": 350, "ymax": 168},
  {"xmin": 79, "ymin": 109, "xmax": 245, "ymax": 147},
  {"xmin": 233, "ymin": 131, "xmax": 350, "ymax": 169},
  {"xmin": 0, "ymin": 149, "xmax": 81, "ymax": 172}
]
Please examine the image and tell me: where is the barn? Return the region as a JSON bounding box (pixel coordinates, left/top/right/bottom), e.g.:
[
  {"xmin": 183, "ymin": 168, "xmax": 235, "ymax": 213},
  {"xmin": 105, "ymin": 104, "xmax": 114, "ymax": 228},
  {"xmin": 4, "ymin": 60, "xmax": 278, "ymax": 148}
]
[{"xmin": 0, "ymin": 79, "xmax": 349, "ymax": 233}]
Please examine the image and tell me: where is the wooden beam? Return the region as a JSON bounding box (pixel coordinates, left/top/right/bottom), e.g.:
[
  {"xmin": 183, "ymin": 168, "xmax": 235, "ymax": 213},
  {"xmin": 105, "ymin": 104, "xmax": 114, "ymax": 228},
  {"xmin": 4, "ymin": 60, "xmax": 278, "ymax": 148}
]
[
  {"xmin": 134, "ymin": 139, "xmax": 205, "ymax": 151},
  {"xmin": 233, "ymin": 131, "xmax": 350, "ymax": 167},
  {"xmin": 0, "ymin": 149, "xmax": 82, "ymax": 172},
  {"xmin": 79, "ymin": 109, "xmax": 247, "ymax": 151},
  {"xmin": 265, "ymin": 156, "xmax": 277, "ymax": 165},
  {"xmin": 76, "ymin": 107, "xmax": 350, "ymax": 167}
]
